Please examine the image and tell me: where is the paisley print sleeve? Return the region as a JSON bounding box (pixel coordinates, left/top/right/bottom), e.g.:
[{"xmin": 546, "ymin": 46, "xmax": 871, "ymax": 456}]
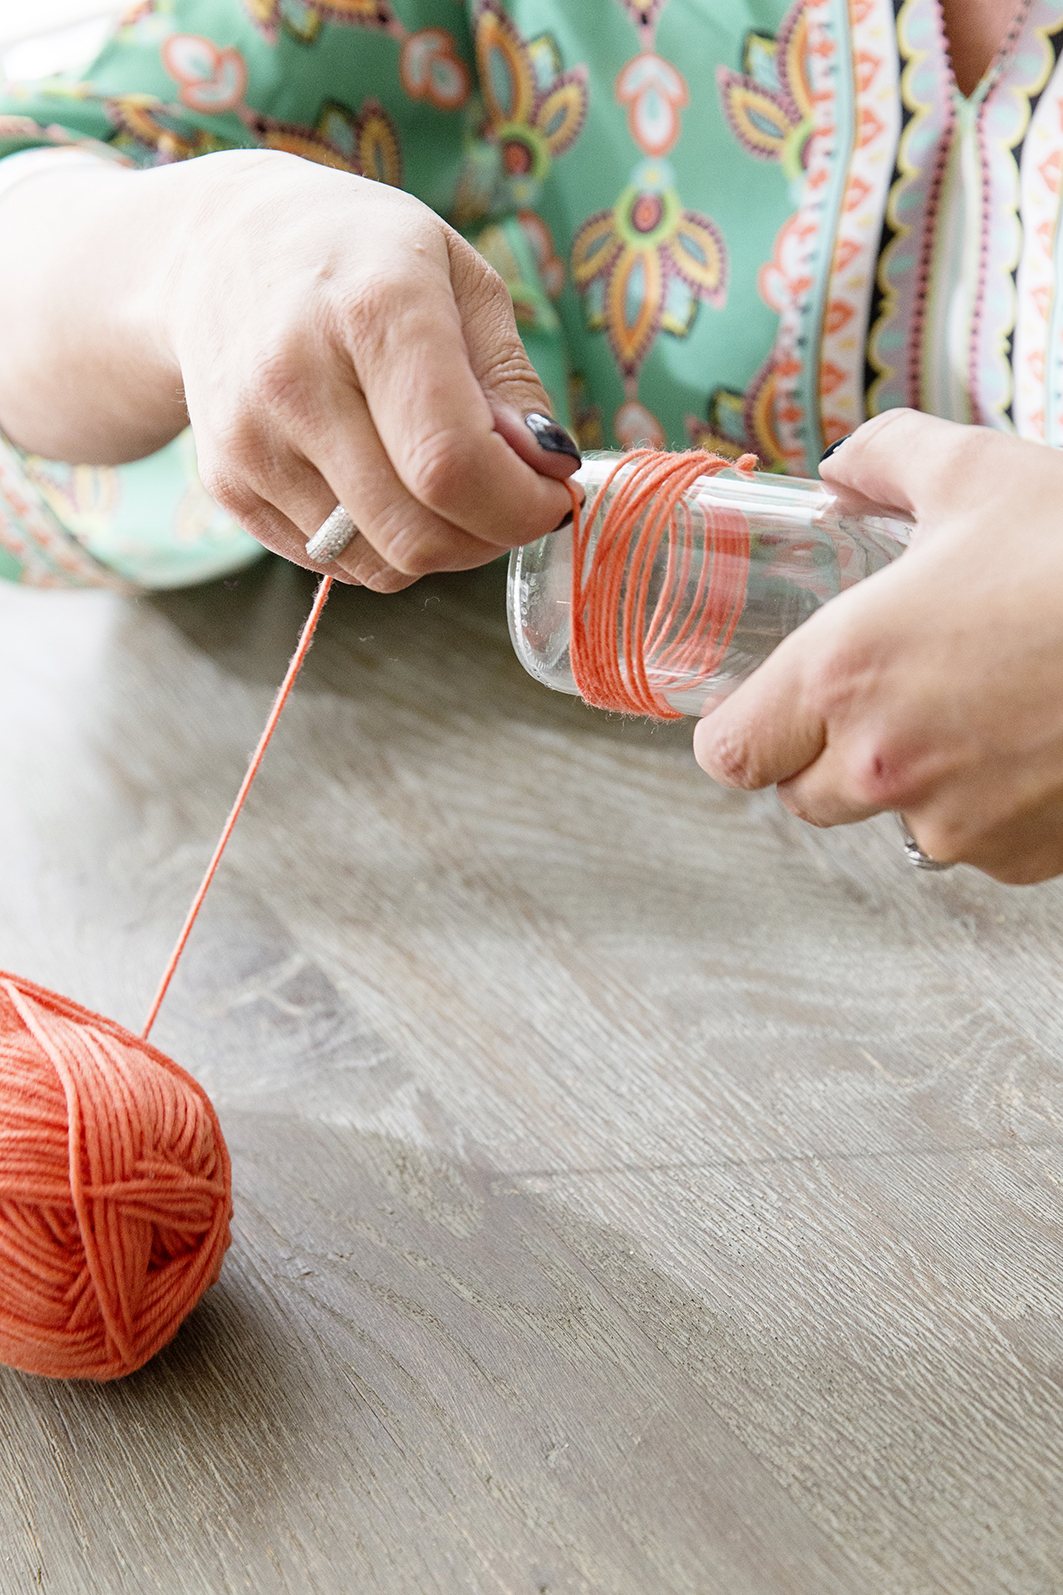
[
  {"xmin": 0, "ymin": 0, "xmax": 482, "ymax": 587},
  {"xmin": 0, "ymin": 0, "xmax": 475, "ymax": 196}
]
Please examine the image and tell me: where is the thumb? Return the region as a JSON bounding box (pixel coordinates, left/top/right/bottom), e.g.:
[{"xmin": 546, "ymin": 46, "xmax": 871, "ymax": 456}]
[
  {"xmin": 693, "ymin": 617, "xmax": 828, "ymax": 791},
  {"xmin": 819, "ymin": 408, "xmax": 994, "ymax": 520},
  {"xmin": 447, "ymin": 229, "xmax": 582, "ymax": 483}
]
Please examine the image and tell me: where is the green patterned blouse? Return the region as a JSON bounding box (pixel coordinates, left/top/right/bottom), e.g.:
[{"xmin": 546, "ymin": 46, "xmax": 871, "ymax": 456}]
[{"xmin": 2, "ymin": 0, "xmax": 1063, "ymax": 587}]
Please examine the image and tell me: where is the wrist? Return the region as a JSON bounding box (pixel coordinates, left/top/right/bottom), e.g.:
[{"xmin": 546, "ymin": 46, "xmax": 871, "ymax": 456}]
[{"xmin": 143, "ymin": 149, "xmax": 292, "ymax": 376}]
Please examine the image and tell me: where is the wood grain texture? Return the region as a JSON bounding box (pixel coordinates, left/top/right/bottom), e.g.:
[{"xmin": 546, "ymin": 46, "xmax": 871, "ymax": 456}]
[{"xmin": 0, "ymin": 557, "xmax": 1061, "ymax": 1595}]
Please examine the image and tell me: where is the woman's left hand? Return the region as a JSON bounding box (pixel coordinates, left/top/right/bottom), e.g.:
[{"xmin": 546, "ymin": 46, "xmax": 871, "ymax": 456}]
[{"xmin": 693, "ymin": 409, "xmax": 1063, "ymax": 884}]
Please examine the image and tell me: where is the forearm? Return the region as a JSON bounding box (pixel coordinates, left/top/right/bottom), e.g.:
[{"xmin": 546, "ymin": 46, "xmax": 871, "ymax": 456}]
[
  {"xmin": 0, "ymin": 157, "xmax": 199, "ymax": 465},
  {"xmin": 0, "ymin": 144, "xmax": 575, "ymax": 591}
]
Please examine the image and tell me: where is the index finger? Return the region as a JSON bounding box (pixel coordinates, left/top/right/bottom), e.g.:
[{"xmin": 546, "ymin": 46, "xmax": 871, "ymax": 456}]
[{"xmin": 818, "ymin": 408, "xmax": 1021, "ymax": 524}]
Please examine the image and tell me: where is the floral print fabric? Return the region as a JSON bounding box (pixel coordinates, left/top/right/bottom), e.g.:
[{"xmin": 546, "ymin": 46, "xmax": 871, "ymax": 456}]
[{"xmin": 1, "ymin": 0, "xmax": 1063, "ymax": 587}]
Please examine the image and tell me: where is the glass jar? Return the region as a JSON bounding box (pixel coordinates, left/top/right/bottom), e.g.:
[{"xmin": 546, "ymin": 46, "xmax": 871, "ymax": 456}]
[{"xmin": 507, "ymin": 452, "xmax": 913, "ymax": 718}]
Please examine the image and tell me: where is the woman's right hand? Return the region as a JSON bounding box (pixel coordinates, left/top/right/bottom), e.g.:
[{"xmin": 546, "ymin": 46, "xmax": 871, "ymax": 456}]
[
  {"xmin": 693, "ymin": 411, "xmax": 1063, "ymax": 884},
  {"xmin": 0, "ymin": 149, "xmax": 577, "ymax": 588}
]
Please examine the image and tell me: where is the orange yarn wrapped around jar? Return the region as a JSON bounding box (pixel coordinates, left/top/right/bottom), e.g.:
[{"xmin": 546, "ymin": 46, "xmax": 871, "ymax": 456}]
[{"xmin": 0, "ymin": 972, "xmax": 231, "ymax": 1381}]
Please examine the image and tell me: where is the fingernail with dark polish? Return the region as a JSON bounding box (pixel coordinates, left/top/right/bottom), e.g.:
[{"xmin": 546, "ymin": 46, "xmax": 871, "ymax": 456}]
[
  {"xmin": 549, "ymin": 510, "xmax": 574, "ymax": 534},
  {"xmin": 820, "ymin": 435, "xmax": 851, "ymax": 464},
  {"xmin": 525, "ymin": 412, "xmax": 581, "ymax": 462}
]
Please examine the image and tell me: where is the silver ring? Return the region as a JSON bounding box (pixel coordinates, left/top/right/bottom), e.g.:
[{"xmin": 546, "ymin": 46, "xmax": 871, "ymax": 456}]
[
  {"xmin": 305, "ymin": 504, "xmax": 357, "ymax": 564},
  {"xmin": 896, "ymin": 815, "xmax": 954, "ymax": 872}
]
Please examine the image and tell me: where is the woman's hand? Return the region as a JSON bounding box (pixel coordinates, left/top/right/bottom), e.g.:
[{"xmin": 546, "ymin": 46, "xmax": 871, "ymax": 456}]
[
  {"xmin": 0, "ymin": 150, "xmax": 576, "ymax": 589},
  {"xmin": 693, "ymin": 410, "xmax": 1063, "ymax": 884}
]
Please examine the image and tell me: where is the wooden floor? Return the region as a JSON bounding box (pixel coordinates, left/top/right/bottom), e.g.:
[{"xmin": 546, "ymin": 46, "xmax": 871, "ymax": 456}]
[{"xmin": 1, "ymin": 556, "xmax": 1061, "ymax": 1595}]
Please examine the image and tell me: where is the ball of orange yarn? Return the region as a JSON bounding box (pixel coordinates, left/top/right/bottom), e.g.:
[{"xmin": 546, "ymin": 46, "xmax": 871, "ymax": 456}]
[{"xmin": 0, "ymin": 970, "xmax": 231, "ymax": 1381}]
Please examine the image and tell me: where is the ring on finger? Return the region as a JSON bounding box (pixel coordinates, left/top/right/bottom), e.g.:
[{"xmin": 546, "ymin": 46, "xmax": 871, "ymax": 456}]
[
  {"xmin": 306, "ymin": 504, "xmax": 358, "ymax": 565},
  {"xmin": 896, "ymin": 814, "xmax": 954, "ymax": 872}
]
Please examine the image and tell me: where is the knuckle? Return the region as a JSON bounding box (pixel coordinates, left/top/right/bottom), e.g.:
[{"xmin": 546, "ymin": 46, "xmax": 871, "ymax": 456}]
[
  {"xmin": 945, "ymin": 423, "xmax": 1001, "ymax": 474},
  {"xmin": 403, "ymin": 427, "xmax": 477, "ymax": 516},
  {"xmin": 202, "ymin": 485, "xmax": 273, "ymax": 547},
  {"xmin": 248, "ymin": 343, "xmax": 315, "ymax": 421},
  {"xmin": 924, "ymin": 421, "xmax": 1010, "ymax": 507},
  {"xmin": 355, "ymin": 499, "xmax": 447, "ymax": 578},
  {"xmin": 384, "ymin": 525, "xmax": 452, "ymax": 577},
  {"xmin": 800, "ymin": 623, "xmax": 949, "ymax": 815},
  {"xmin": 704, "ymin": 727, "xmax": 761, "ymax": 789},
  {"xmin": 340, "ymin": 268, "xmax": 444, "ymax": 367},
  {"xmin": 844, "ymin": 743, "xmax": 915, "ymax": 810},
  {"xmin": 478, "ymin": 342, "xmax": 541, "ymax": 394},
  {"xmin": 198, "ymin": 416, "xmax": 276, "ymax": 500},
  {"xmin": 336, "ymin": 274, "xmax": 394, "ymax": 356},
  {"xmin": 336, "ymin": 543, "xmax": 412, "ymax": 591},
  {"xmin": 390, "ymin": 542, "xmax": 438, "ymax": 578},
  {"xmin": 454, "ymin": 235, "xmax": 507, "ymax": 301},
  {"xmin": 805, "ymin": 628, "xmax": 865, "ymax": 714},
  {"xmin": 804, "ymin": 634, "xmax": 900, "ymax": 804},
  {"xmin": 856, "ymin": 407, "xmax": 917, "ymax": 450},
  {"xmin": 196, "ymin": 451, "xmax": 251, "ymax": 515},
  {"xmin": 364, "ymin": 566, "xmax": 418, "ymax": 593},
  {"xmin": 908, "ymin": 812, "xmax": 977, "ymax": 867},
  {"xmin": 779, "ymin": 787, "xmax": 830, "ymax": 827},
  {"xmin": 465, "ymin": 254, "xmax": 509, "ymax": 307},
  {"xmin": 916, "ymin": 825, "xmax": 967, "ymax": 868}
]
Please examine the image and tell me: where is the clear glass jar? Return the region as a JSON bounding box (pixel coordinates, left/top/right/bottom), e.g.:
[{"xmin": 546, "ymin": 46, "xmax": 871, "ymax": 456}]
[{"xmin": 508, "ymin": 452, "xmax": 912, "ymax": 717}]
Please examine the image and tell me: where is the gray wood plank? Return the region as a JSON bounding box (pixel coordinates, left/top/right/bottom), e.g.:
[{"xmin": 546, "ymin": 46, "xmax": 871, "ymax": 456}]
[{"xmin": 0, "ymin": 557, "xmax": 1060, "ymax": 1594}]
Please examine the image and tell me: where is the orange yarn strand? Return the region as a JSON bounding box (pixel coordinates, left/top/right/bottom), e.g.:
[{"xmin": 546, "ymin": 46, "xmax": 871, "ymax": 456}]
[
  {"xmin": 142, "ymin": 574, "xmax": 333, "ymax": 1040},
  {"xmin": 0, "ymin": 573, "xmax": 331, "ymax": 1380},
  {"xmin": 568, "ymin": 449, "xmax": 757, "ymax": 719}
]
